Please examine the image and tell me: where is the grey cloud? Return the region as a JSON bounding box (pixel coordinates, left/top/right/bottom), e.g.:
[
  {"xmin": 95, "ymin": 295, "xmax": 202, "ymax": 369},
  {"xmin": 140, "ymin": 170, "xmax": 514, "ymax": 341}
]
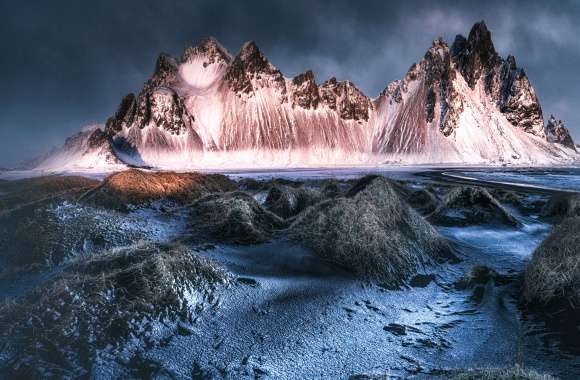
[{"xmin": 1, "ymin": 0, "xmax": 579, "ymax": 166}]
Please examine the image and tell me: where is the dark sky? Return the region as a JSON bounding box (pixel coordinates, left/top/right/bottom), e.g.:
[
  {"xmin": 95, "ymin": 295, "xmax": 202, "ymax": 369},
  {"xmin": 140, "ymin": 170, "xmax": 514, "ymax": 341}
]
[{"xmin": 1, "ymin": 0, "xmax": 579, "ymax": 166}]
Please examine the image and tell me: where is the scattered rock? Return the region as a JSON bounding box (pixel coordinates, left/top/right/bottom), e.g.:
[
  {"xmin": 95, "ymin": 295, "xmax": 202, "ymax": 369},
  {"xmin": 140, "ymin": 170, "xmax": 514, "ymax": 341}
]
[
  {"xmin": 409, "ymin": 273, "xmax": 436, "ymax": 288},
  {"xmin": 383, "ymin": 323, "xmax": 408, "ymax": 336}
]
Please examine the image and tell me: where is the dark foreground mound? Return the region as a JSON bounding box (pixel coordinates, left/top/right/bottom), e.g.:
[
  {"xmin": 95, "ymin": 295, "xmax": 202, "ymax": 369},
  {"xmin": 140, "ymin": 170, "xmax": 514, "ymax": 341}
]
[
  {"xmin": 188, "ymin": 192, "xmax": 288, "ymax": 244},
  {"xmin": 0, "ymin": 241, "xmax": 229, "ymax": 378},
  {"xmin": 541, "ymin": 192, "xmax": 580, "ymax": 221},
  {"xmin": 264, "ymin": 184, "xmax": 325, "ymax": 218},
  {"xmin": 81, "ymin": 169, "xmax": 237, "ymax": 210},
  {"xmin": 289, "ymin": 176, "xmax": 454, "ymax": 285},
  {"xmin": 405, "ymin": 187, "xmax": 441, "ymax": 215},
  {"xmin": 0, "ymin": 175, "xmax": 98, "ymax": 212},
  {"xmin": 428, "ymin": 187, "xmax": 519, "ymax": 227},
  {"xmin": 0, "ymin": 201, "xmax": 157, "ymax": 272},
  {"xmin": 523, "ymin": 217, "xmax": 580, "ymax": 320}
]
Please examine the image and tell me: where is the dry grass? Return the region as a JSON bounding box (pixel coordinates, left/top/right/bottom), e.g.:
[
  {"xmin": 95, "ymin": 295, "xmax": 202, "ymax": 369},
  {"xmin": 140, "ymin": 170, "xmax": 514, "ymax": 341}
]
[
  {"xmin": 188, "ymin": 191, "xmax": 288, "ymax": 244},
  {"xmin": 523, "ymin": 217, "xmax": 580, "ymax": 313},
  {"xmin": 0, "ymin": 241, "xmax": 229, "ymax": 378},
  {"xmin": 541, "ymin": 193, "xmax": 580, "ymax": 221},
  {"xmin": 81, "ymin": 169, "xmax": 238, "ymax": 210},
  {"xmin": 264, "ymin": 184, "xmax": 325, "ymax": 218},
  {"xmin": 0, "ymin": 201, "xmax": 153, "ymax": 272},
  {"xmin": 429, "ymin": 186, "xmax": 519, "ymax": 227},
  {"xmin": 289, "ymin": 175, "xmax": 454, "ymax": 285},
  {"xmin": 0, "ymin": 175, "xmax": 98, "ymax": 212}
]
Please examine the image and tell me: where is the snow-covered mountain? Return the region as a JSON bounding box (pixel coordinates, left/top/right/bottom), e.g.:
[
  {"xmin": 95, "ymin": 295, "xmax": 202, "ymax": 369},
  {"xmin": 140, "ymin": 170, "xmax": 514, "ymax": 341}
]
[{"xmin": 34, "ymin": 21, "xmax": 578, "ymax": 171}]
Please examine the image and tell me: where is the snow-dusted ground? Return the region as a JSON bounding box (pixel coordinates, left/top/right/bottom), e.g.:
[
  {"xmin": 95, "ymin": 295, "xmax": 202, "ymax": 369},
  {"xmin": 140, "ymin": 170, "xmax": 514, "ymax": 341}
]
[
  {"xmin": 92, "ymin": 203, "xmax": 580, "ymax": 379},
  {"xmin": 3, "ymin": 168, "xmax": 580, "ymax": 379}
]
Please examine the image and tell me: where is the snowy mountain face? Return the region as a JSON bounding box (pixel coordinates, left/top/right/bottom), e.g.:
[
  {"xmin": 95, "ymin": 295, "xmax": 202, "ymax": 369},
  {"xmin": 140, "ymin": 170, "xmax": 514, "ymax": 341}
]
[{"xmin": 38, "ymin": 22, "xmax": 578, "ymax": 171}]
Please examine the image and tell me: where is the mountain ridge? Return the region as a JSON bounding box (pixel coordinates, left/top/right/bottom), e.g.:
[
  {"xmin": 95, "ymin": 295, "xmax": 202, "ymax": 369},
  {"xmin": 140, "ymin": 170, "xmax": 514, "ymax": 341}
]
[{"xmin": 30, "ymin": 21, "xmax": 578, "ymax": 171}]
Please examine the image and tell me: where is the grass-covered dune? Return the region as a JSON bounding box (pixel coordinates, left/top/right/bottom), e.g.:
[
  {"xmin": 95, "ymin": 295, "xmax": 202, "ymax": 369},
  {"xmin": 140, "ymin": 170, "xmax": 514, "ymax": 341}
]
[
  {"xmin": 428, "ymin": 186, "xmax": 519, "ymax": 227},
  {"xmin": 81, "ymin": 169, "xmax": 238, "ymax": 210},
  {"xmin": 541, "ymin": 193, "xmax": 580, "ymax": 221},
  {"xmin": 0, "ymin": 175, "xmax": 98, "ymax": 212},
  {"xmin": 188, "ymin": 191, "xmax": 288, "ymax": 244},
  {"xmin": 0, "ymin": 241, "xmax": 230, "ymax": 378},
  {"xmin": 264, "ymin": 184, "xmax": 325, "ymax": 218},
  {"xmin": 523, "ymin": 217, "xmax": 580, "ymax": 319},
  {"xmin": 289, "ymin": 175, "xmax": 455, "ymax": 285}
]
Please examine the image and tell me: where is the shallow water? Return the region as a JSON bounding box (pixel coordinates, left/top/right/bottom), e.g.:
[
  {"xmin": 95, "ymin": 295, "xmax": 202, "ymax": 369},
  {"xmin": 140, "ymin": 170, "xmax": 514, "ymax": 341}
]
[{"xmin": 450, "ymin": 168, "xmax": 580, "ymax": 192}]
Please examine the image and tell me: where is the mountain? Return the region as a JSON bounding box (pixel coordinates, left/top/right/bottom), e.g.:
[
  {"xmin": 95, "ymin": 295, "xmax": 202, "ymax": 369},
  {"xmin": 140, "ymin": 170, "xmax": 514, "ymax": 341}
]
[{"xmin": 34, "ymin": 22, "xmax": 577, "ymax": 171}]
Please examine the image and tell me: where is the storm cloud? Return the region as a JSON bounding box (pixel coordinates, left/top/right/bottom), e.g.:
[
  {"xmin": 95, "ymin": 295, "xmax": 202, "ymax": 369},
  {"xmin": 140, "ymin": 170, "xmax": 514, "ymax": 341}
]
[{"xmin": 1, "ymin": 0, "xmax": 579, "ymax": 166}]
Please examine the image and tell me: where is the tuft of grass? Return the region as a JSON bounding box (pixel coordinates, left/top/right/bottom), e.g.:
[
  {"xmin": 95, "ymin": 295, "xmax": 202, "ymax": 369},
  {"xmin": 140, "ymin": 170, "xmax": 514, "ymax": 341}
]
[
  {"xmin": 188, "ymin": 191, "xmax": 288, "ymax": 245},
  {"xmin": 264, "ymin": 184, "xmax": 325, "ymax": 218},
  {"xmin": 289, "ymin": 175, "xmax": 454, "ymax": 285},
  {"xmin": 428, "ymin": 186, "xmax": 519, "ymax": 227},
  {"xmin": 523, "ymin": 217, "xmax": 580, "ymax": 314},
  {"xmin": 81, "ymin": 169, "xmax": 238, "ymax": 211},
  {"xmin": 0, "ymin": 241, "xmax": 229, "ymax": 378},
  {"xmin": 541, "ymin": 193, "xmax": 580, "ymax": 221}
]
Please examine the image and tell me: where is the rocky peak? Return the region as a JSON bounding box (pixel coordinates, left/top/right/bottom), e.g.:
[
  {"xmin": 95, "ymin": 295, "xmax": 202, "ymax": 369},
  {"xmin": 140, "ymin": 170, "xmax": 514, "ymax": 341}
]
[
  {"xmin": 319, "ymin": 78, "xmax": 371, "ymax": 121},
  {"xmin": 181, "ymin": 37, "xmax": 232, "ymax": 65},
  {"xmin": 545, "ymin": 115, "xmax": 576, "ymax": 150},
  {"xmin": 380, "ymin": 80, "xmax": 403, "ymax": 103},
  {"xmin": 451, "ymin": 21, "xmax": 500, "ymax": 88},
  {"xmin": 291, "ymin": 70, "xmax": 320, "ymax": 109},
  {"xmin": 225, "ymin": 41, "xmax": 286, "ymax": 97},
  {"xmin": 105, "ymin": 93, "xmax": 137, "ymax": 137},
  {"xmin": 154, "ymin": 54, "xmax": 178, "ymax": 79}
]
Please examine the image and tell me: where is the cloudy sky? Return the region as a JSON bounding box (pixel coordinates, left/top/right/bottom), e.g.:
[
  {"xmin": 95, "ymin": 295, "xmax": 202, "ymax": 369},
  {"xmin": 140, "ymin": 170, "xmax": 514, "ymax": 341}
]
[{"xmin": 1, "ymin": 0, "xmax": 579, "ymax": 166}]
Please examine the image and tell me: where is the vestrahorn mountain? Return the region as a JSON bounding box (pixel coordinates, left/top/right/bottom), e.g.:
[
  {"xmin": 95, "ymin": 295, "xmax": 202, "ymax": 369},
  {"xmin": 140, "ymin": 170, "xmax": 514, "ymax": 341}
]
[{"xmin": 33, "ymin": 21, "xmax": 578, "ymax": 171}]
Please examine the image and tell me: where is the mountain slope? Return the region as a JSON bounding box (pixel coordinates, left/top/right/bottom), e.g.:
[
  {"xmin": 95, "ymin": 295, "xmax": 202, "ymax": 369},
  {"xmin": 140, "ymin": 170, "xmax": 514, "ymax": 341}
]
[{"xmin": 34, "ymin": 21, "xmax": 578, "ymax": 170}]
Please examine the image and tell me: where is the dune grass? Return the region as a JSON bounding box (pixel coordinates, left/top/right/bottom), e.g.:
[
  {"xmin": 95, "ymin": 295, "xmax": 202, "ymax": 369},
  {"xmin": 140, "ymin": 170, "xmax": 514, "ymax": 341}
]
[
  {"xmin": 0, "ymin": 241, "xmax": 229, "ymax": 378},
  {"xmin": 81, "ymin": 169, "xmax": 238, "ymax": 210},
  {"xmin": 523, "ymin": 217, "xmax": 580, "ymax": 313},
  {"xmin": 188, "ymin": 191, "xmax": 288, "ymax": 244},
  {"xmin": 289, "ymin": 175, "xmax": 454, "ymax": 285}
]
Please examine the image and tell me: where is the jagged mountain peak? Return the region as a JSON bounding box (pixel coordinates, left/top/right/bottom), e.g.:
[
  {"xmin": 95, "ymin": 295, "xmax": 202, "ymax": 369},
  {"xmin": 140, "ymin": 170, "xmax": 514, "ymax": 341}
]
[
  {"xmin": 154, "ymin": 53, "xmax": 178, "ymax": 77},
  {"xmin": 291, "ymin": 70, "xmax": 319, "ymax": 109},
  {"xmin": 181, "ymin": 36, "xmax": 232, "ymax": 65},
  {"xmin": 224, "ymin": 40, "xmax": 285, "ymax": 96},
  {"xmin": 40, "ymin": 21, "xmax": 578, "ymax": 171},
  {"xmin": 545, "ymin": 115, "xmax": 576, "ymax": 150},
  {"xmin": 451, "ymin": 20, "xmax": 500, "ymax": 88},
  {"xmin": 319, "ymin": 77, "xmax": 372, "ymax": 121},
  {"xmin": 236, "ymin": 41, "xmax": 277, "ymax": 74}
]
